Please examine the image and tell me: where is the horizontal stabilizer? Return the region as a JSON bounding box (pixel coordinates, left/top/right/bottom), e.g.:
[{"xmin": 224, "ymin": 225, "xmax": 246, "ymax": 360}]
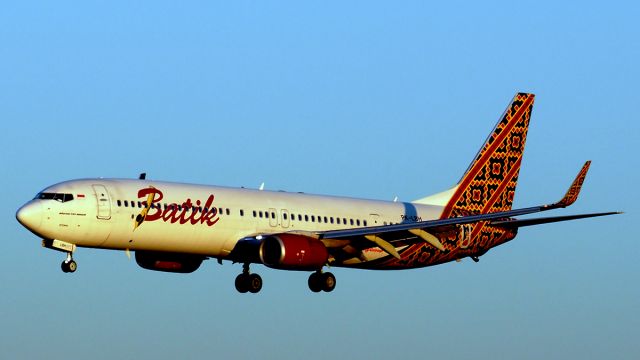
[{"xmin": 490, "ymin": 212, "xmax": 621, "ymax": 228}]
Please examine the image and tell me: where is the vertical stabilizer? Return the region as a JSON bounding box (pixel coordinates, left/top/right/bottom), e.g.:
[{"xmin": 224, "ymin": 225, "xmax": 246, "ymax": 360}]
[{"xmin": 440, "ymin": 93, "xmax": 535, "ymax": 218}]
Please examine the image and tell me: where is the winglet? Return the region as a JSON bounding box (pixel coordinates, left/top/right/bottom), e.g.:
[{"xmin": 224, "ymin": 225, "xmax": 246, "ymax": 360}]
[{"xmin": 551, "ymin": 161, "xmax": 591, "ymax": 208}]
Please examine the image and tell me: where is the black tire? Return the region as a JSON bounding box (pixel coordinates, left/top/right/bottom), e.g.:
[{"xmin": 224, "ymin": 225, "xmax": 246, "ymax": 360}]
[
  {"xmin": 235, "ymin": 274, "xmax": 249, "ymax": 293},
  {"xmin": 61, "ymin": 261, "xmax": 69, "ymax": 273},
  {"xmin": 248, "ymin": 274, "xmax": 263, "ymax": 293},
  {"xmin": 308, "ymin": 272, "xmax": 322, "ymax": 293},
  {"xmin": 321, "ymin": 272, "xmax": 336, "ymax": 292}
]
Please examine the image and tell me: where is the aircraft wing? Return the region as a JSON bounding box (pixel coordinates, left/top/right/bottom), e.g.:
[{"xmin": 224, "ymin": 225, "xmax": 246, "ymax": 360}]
[{"xmin": 317, "ymin": 161, "xmax": 620, "ymax": 260}]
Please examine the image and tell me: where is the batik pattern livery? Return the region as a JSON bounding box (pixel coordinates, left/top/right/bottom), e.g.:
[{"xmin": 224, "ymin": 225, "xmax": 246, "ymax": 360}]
[
  {"xmin": 441, "ymin": 92, "xmax": 535, "ymax": 219},
  {"xmin": 367, "ymin": 93, "xmax": 534, "ymax": 269},
  {"xmin": 555, "ymin": 161, "xmax": 590, "ymax": 208}
]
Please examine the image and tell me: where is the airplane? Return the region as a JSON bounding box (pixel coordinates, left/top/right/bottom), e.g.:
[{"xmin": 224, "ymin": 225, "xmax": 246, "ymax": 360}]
[{"xmin": 15, "ymin": 93, "xmax": 620, "ymax": 294}]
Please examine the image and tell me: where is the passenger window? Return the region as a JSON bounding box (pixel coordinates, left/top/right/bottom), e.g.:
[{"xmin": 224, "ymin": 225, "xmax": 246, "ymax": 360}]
[
  {"xmin": 240, "ymin": 209, "xmax": 244, "ymax": 216},
  {"xmin": 311, "ymin": 215, "xmax": 315, "ymax": 222},
  {"xmin": 324, "ymin": 216, "xmax": 328, "ymax": 223},
  {"xmin": 357, "ymin": 219, "xmax": 361, "ymax": 226},
  {"xmin": 227, "ymin": 209, "xmax": 231, "ymax": 216},
  {"xmin": 253, "ymin": 210, "xmax": 257, "ymax": 217},
  {"xmin": 350, "ymin": 219, "xmax": 354, "ymax": 225},
  {"xmin": 364, "ymin": 220, "xmax": 367, "ymax": 226},
  {"xmin": 305, "ymin": 215, "xmax": 309, "ymax": 222},
  {"xmin": 117, "ymin": 200, "xmax": 122, "ymax": 207},
  {"xmin": 283, "ymin": 213, "xmax": 288, "ymax": 220},
  {"xmin": 259, "ymin": 211, "xmax": 263, "ymax": 218},
  {"xmin": 298, "ymin": 214, "xmax": 302, "ymax": 221}
]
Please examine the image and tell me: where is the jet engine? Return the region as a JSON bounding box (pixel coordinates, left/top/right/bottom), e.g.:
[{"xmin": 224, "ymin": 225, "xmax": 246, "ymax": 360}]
[
  {"xmin": 259, "ymin": 234, "xmax": 329, "ymax": 270},
  {"xmin": 135, "ymin": 251, "xmax": 204, "ymax": 273}
]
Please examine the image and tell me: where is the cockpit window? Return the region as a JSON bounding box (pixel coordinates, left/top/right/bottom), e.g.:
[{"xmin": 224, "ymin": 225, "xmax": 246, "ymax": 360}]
[{"xmin": 35, "ymin": 192, "xmax": 74, "ymax": 202}]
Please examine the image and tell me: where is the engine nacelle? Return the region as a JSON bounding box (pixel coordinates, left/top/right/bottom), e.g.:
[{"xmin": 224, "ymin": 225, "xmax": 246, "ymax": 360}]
[
  {"xmin": 259, "ymin": 234, "xmax": 329, "ymax": 270},
  {"xmin": 135, "ymin": 251, "xmax": 204, "ymax": 273}
]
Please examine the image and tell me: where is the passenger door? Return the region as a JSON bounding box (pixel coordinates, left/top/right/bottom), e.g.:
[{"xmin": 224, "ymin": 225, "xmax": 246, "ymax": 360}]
[{"xmin": 92, "ymin": 184, "xmax": 112, "ymax": 220}]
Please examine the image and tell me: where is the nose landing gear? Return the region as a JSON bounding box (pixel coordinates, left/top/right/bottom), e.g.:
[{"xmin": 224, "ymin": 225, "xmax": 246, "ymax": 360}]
[{"xmin": 61, "ymin": 252, "xmax": 77, "ymax": 273}]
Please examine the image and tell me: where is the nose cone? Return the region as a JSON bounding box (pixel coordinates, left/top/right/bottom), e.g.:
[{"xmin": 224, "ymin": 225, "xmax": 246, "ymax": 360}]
[{"xmin": 16, "ymin": 201, "xmax": 43, "ymax": 232}]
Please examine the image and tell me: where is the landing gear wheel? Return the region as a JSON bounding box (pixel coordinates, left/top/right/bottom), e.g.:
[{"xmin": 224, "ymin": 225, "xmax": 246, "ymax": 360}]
[
  {"xmin": 308, "ymin": 272, "xmax": 322, "ymax": 292},
  {"xmin": 247, "ymin": 273, "xmax": 263, "ymax": 293},
  {"xmin": 235, "ymin": 263, "xmax": 263, "ymax": 294},
  {"xmin": 61, "ymin": 259, "xmax": 77, "ymax": 273},
  {"xmin": 321, "ymin": 272, "xmax": 336, "ymax": 292},
  {"xmin": 235, "ymin": 273, "xmax": 250, "ymax": 293},
  {"xmin": 67, "ymin": 260, "xmax": 77, "ymax": 272}
]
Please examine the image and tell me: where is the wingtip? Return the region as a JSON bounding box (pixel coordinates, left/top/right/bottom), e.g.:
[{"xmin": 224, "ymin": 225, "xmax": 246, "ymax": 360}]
[{"xmin": 555, "ymin": 161, "xmax": 592, "ymax": 208}]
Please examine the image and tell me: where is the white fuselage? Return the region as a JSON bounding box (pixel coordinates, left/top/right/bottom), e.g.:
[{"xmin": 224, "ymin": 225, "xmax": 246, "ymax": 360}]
[{"xmin": 20, "ymin": 179, "xmax": 444, "ymax": 266}]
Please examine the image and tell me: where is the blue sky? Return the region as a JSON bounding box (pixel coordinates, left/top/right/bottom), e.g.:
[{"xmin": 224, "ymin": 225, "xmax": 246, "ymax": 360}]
[{"xmin": 1, "ymin": 1, "xmax": 638, "ymax": 359}]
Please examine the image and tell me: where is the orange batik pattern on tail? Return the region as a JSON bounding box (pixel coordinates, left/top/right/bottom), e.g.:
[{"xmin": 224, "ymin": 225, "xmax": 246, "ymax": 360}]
[{"xmin": 375, "ymin": 93, "xmax": 535, "ymax": 269}]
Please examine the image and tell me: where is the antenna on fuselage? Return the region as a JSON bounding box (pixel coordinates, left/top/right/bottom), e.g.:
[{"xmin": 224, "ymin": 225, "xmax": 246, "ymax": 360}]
[
  {"xmin": 259, "ymin": 182, "xmax": 265, "ymax": 191},
  {"xmin": 139, "ymin": 173, "xmax": 146, "ymax": 180}
]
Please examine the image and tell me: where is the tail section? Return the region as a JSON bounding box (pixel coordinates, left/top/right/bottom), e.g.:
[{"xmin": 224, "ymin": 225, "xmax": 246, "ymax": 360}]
[{"xmin": 439, "ymin": 92, "xmax": 535, "ymax": 218}]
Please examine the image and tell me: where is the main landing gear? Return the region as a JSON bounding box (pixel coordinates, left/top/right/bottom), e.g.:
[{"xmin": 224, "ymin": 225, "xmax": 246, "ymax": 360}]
[
  {"xmin": 308, "ymin": 271, "xmax": 336, "ymax": 293},
  {"xmin": 61, "ymin": 252, "xmax": 77, "ymax": 273},
  {"xmin": 235, "ymin": 263, "xmax": 263, "ymax": 294}
]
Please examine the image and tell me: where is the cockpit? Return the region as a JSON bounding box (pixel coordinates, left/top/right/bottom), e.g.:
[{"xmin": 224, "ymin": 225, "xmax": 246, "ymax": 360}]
[{"xmin": 35, "ymin": 192, "xmax": 75, "ymax": 202}]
